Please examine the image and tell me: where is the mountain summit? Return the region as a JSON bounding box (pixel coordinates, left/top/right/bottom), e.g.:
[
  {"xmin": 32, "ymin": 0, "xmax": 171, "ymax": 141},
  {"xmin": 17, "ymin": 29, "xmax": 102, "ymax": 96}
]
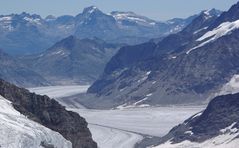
[{"xmin": 82, "ymin": 6, "xmax": 102, "ymax": 15}]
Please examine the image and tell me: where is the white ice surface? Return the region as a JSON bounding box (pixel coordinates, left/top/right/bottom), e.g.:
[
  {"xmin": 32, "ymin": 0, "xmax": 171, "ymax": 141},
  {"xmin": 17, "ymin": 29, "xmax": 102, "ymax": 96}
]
[
  {"xmin": 71, "ymin": 106, "xmax": 203, "ymax": 137},
  {"xmin": 89, "ymin": 124, "xmax": 143, "ymax": 148},
  {"xmin": 30, "ymin": 86, "xmax": 204, "ymax": 148},
  {"xmin": 0, "ymin": 95, "xmax": 72, "ymax": 148},
  {"xmin": 29, "ymin": 85, "xmax": 90, "ymax": 98},
  {"xmin": 112, "ymin": 12, "xmax": 156, "ymax": 26}
]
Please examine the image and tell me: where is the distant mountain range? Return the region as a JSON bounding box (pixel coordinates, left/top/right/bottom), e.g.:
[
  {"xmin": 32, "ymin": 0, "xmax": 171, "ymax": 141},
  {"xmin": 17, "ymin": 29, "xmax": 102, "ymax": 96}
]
[
  {"xmin": 0, "ymin": 35, "xmax": 121, "ymax": 87},
  {"xmin": 0, "ymin": 49, "xmax": 49, "ymax": 87},
  {"xmin": 78, "ymin": 5, "xmax": 239, "ymax": 109},
  {"xmin": 21, "ymin": 36, "xmax": 121, "ymax": 85},
  {"xmin": 0, "ymin": 6, "xmax": 199, "ymax": 55}
]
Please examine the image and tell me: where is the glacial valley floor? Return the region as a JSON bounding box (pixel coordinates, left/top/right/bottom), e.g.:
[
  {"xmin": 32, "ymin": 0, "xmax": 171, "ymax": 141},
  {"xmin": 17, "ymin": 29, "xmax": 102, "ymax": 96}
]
[{"xmin": 29, "ymin": 85, "xmax": 204, "ymax": 148}]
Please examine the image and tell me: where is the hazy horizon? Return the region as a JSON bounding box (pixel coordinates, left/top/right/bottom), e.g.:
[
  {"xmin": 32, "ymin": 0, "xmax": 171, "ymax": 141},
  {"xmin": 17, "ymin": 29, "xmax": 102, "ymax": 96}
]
[{"xmin": 0, "ymin": 0, "xmax": 238, "ymax": 21}]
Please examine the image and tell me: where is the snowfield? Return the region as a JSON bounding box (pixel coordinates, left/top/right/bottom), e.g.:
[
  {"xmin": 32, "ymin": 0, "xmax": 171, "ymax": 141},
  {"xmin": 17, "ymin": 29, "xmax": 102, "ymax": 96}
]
[
  {"xmin": 187, "ymin": 19, "xmax": 239, "ymax": 54},
  {"xmin": 30, "ymin": 85, "xmax": 204, "ymax": 148},
  {"xmin": 0, "ymin": 95, "xmax": 72, "ymax": 148},
  {"xmin": 197, "ymin": 20, "xmax": 239, "ymax": 43},
  {"xmin": 71, "ymin": 106, "xmax": 203, "ymax": 137}
]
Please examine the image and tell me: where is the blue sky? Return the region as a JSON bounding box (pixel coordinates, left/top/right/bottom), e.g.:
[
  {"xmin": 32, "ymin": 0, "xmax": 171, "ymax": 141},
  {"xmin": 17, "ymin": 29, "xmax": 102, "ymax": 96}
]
[{"xmin": 0, "ymin": 0, "xmax": 238, "ymax": 20}]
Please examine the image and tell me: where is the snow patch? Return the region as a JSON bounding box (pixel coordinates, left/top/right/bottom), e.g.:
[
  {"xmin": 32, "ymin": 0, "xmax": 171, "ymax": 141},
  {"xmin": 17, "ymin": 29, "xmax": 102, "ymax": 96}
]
[
  {"xmin": 0, "ymin": 16, "xmax": 12, "ymax": 21},
  {"xmin": 169, "ymin": 56, "xmax": 177, "ymax": 59},
  {"xmin": 120, "ymin": 88, "xmax": 126, "ymax": 92},
  {"xmin": 217, "ymin": 74, "xmax": 239, "ymax": 96},
  {"xmin": 112, "ymin": 12, "xmax": 156, "ymax": 26},
  {"xmin": 50, "ymin": 50, "xmax": 69, "ymax": 56},
  {"xmin": 146, "ymin": 71, "xmax": 151, "ymax": 75},
  {"xmin": 193, "ymin": 27, "xmax": 208, "ymax": 34},
  {"xmin": 220, "ymin": 122, "xmax": 238, "ymax": 133},
  {"xmin": 24, "ymin": 17, "xmax": 41, "ymax": 25},
  {"xmin": 134, "ymin": 97, "xmax": 149, "ymax": 105},
  {"xmin": 184, "ymin": 131, "xmax": 193, "ymax": 135},
  {"xmin": 191, "ymin": 112, "xmax": 203, "ymax": 119},
  {"xmin": 152, "ymin": 81, "xmax": 157, "ymax": 84},
  {"xmin": 137, "ymin": 71, "xmax": 151, "ymax": 83},
  {"xmin": 197, "ymin": 20, "xmax": 239, "ymax": 42},
  {"xmin": 169, "ymin": 25, "xmax": 184, "ymax": 33},
  {"xmin": 88, "ymin": 6, "xmax": 98, "ymax": 14},
  {"xmin": 187, "ymin": 20, "xmax": 239, "ymax": 54}
]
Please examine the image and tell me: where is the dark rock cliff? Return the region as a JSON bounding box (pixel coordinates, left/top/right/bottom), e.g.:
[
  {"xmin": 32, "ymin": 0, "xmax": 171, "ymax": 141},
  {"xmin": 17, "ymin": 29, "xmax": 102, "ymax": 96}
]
[{"xmin": 0, "ymin": 79, "xmax": 97, "ymax": 148}]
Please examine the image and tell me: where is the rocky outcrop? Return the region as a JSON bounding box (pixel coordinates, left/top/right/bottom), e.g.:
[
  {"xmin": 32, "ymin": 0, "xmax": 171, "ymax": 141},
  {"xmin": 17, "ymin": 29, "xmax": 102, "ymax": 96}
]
[
  {"xmin": 153, "ymin": 92, "xmax": 239, "ymax": 146},
  {"xmin": 0, "ymin": 79, "xmax": 97, "ymax": 148}
]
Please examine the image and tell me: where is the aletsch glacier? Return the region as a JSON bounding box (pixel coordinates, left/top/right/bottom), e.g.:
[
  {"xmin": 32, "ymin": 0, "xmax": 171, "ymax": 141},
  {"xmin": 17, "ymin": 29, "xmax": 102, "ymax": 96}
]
[{"xmin": 1, "ymin": 1, "xmax": 239, "ymax": 148}]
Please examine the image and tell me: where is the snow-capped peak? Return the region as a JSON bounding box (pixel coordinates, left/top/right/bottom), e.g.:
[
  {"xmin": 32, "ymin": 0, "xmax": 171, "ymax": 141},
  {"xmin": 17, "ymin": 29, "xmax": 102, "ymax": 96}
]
[
  {"xmin": 202, "ymin": 8, "xmax": 221, "ymax": 17},
  {"xmin": 0, "ymin": 15, "xmax": 14, "ymax": 31},
  {"xmin": 45, "ymin": 15, "xmax": 56, "ymax": 21},
  {"xmin": 201, "ymin": 8, "xmax": 222, "ymax": 20},
  {"xmin": 0, "ymin": 16, "xmax": 12, "ymax": 21},
  {"xmin": 23, "ymin": 16, "xmax": 42, "ymax": 25},
  {"xmin": 111, "ymin": 11, "xmax": 157, "ymax": 26},
  {"xmin": 83, "ymin": 6, "xmax": 101, "ymax": 14}
]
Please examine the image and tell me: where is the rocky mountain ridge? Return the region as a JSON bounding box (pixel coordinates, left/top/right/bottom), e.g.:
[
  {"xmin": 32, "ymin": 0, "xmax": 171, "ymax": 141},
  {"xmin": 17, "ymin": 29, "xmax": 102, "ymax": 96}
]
[
  {"xmin": 20, "ymin": 36, "xmax": 121, "ymax": 85},
  {"xmin": 151, "ymin": 92, "xmax": 239, "ymax": 148},
  {"xmin": 81, "ymin": 4, "xmax": 239, "ymax": 109}
]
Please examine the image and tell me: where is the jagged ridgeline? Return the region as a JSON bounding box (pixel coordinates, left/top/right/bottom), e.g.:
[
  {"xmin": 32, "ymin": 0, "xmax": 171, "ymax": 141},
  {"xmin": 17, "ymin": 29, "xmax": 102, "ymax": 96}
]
[{"xmin": 0, "ymin": 6, "xmax": 198, "ymax": 55}]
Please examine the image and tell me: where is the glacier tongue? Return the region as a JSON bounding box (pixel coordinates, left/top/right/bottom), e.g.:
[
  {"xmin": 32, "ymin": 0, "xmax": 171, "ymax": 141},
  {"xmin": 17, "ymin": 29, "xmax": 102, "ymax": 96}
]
[{"xmin": 0, "ymin": 95, "xmax": 72, "ymax": 148}]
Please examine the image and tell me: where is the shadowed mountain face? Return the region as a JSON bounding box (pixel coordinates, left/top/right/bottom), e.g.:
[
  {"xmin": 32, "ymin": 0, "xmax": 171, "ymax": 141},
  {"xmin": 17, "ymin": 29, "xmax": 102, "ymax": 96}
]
[
  {"xmin": 0, "ymin": 49, "xmax": 49, "ymax": 87},
  {"xmin": 21, "ymin": 36, "xmax": 121, "ymax": 85},
  {"xmin": 81, "ymin": 5, "xmax": 239, "ymax": 109},
  {"xmin": 0, "ymin": 6, "xmax": 200, "ymax": 55},
  {"xmin": 0, "ymin": 79, "xmax": 97, "ymax": 148},
  {"xmin": 151, "ymin": 92, "xmax": 239, "ymax": 147}
]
